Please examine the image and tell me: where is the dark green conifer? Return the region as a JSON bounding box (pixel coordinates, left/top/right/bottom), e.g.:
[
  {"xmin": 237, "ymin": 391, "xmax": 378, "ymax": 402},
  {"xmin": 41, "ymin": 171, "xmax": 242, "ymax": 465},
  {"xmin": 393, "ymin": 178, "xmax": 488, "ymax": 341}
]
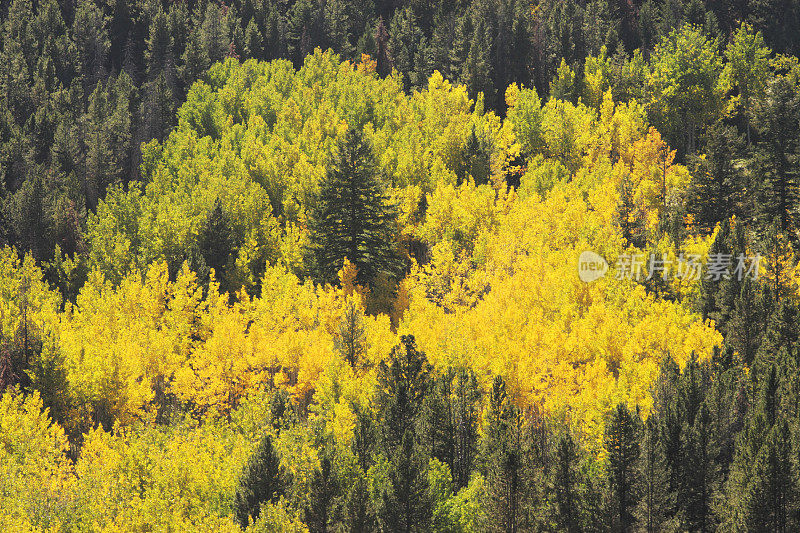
[
  {"xmin": 306, "ymin": 127, "xmax": 403, "ymax": 288},
  {"xmin": 233, "ymin": 435, "xmax": 286, "ymax": 527}
]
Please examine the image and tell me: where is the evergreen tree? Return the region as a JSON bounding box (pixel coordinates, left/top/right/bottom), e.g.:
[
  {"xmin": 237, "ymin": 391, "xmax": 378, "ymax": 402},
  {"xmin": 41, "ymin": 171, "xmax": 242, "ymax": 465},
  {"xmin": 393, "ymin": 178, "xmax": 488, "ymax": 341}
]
[
  {"xmin": 5, "ymin": 171, "xmax": 50, "ymax": 261},
  {"xmin": 233, "ymin": 434, "xmax": 286, "ymax": 527},
  {"xmin": 351, "ymin": 401, "xmax": 376, "ymax": 471},
  {"xmin": 334, "ymin": 299, "xmax": 367, "ymax": 367},
  {"xmin": 458, "ymin": 125, "xmax": 491, "ymax": 185},
  {"xmin": 344, "ymin": 475, "xmax": 374, "ymax": 533},
  {"xmin": 144, "ymin": 9, "xmax": 172, "ymax": 82},
  {"xmin": 287, "ymin": 0, "xmax": 321, "ymax": 67},
  {"xmin": 552, "ymin": 432, "xmax": 583, "ymax": 533},
  {"xmin": 683, "ymin": 403, "xmax": 717, "ymax": 532},
  {"xmin": 744, "ymin": 419, "xmax": 796, "ymax": 532},
  {"xmin": 306, "ymin": 127, "xmax": 403, "ymax": 288},
  {"xmin": 375, "ymin": 334, "xmax": 431, "ymax": 451},
  {"xmin": 197, "ymin": 198, "xmax": 239, "ymax": 286},
  {"xmin": 688, "ymin": 123, "xmax": 746, "ymax": 232},
  {"xmin": 388, "ymin": 6, "xmax": 427, "ymax": 91},
  {"xmin": 305, "ymin": 455, "xmax": 337, "ymax": 533},
  {"xmin": 751, "ymin": 74, "xmax": 800, "ymax": 236},
  {"xmin": 452, "ymin": 368, "xmax": 481, "ymax": 489},
  {"xmin": 420, "ymin": 369, "xmax": 455, "ymax": 469},
  {"xmin": 419, "ymin": 368, "xmax": 481, "ymax": 489},
  {"xmin": 635, "ymin": 416, "xmax": 674, "ymax": 532},
  {"xmin": 200, "ymin": 2, "xmax": 230, "ymax": 66},
  {"xmin": 604, "ymin": 403, "xmax": 641, "ymax": 532},
  {"xmin": 726, "ymin": 277, "xmax": 766, "ymax": 366},
  {"xmin": 482, "ymin": 375, "xmax": 525, "ymax": 533},
  {"xmin": 379, "ymin": 429, "xmax": 432, "ymax": 533}
]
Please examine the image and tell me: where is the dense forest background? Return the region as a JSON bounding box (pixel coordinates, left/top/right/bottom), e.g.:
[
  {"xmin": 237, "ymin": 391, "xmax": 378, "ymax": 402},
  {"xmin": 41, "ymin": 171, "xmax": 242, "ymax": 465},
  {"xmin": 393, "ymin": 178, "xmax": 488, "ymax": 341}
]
[{"xmin": 3, "ymin": 0, "xmax": 800, "ymax": 531}]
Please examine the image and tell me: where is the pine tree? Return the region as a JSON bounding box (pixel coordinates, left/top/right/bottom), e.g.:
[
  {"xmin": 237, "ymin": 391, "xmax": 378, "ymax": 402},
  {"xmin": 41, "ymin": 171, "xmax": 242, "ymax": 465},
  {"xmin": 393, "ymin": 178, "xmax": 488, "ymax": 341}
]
[
  {"xmin": 351, "ymin": 401, "xmax": 375, "ymax": 472},
  {"xmin": 418, "ymin": 368, "xmax": 480, "ymax": 488},
  {"xmin": 420, "ymin": 369, "xmax": 455, "ymax": 469},
  {"xmin": 452, "ymin": 368, "xmax": 481, "ymax": 489},
  {"xmin": 200, "ymin": 2, "xmax": 230, "ymax": 66},
  {"xmin": 687, "ymin": 123, "xmax": 746, "ymax": 232},
  {"xmin": 375, "ymin": 334, "xmax": 431, "ymax": 451},
  {"xmin": 344, "ymin": 474, "xmax": 374, "ymax": 533},
  {"xmin": 683, "ymin": 403, "xmax": 717, "ymax": 532},
  {"xmin": 144, "ymin": 9, "xmax": 172, "ymax": 82},
  {"xmin": 197, "ymin": 198, "xmax": 238, "ymax": 287},
  {"xmin": 5, "ymin": 171, "xmax": 50, "ymax": 261},
  {"xmin": 334, "ymin": 299, "xmax": 367, "ymax": 367},
  {"xmin": 458, "ymin": 125, "xmax": 491, "ymax": 185},
  {"xmin": 305, "ymin": 455, "xmax": 337, "ymax": 533},
  {"xmin": 306, "ymin": 127, "xmax": 403, "ymax": 288},
  {"xmin": 482, "ymin": 375, "xmax": 525, "ymax": 533},
  {"xmin": 323, "ymin": 0, "xmax": 355, "ymax": 59},
  {"xmin": 635, "ymin": 415, "xmax": 674, "ymax": 532},
  {"xmin": 233, "ymin": 434, "xmax": 286, "ymax": 527},
  {"xmin": 552, "ymin": 432, "xmax": 582, "ymax": 533},
  {"xmin": 744, "ymin": 419, "xmax": 796, "ymax": 532},
  {"xmin": 726, "ymin": 277, "xmax": 766, "ymax": 366},
  {"xmin": 379, "ymin": 429, "xmax": 432, "ymax": 533},
  {"xmin": 605, "ymin": 403, "xmax": 641, "ymax": 533},
  {"xmin": 244, "ymin": 19, "xmax": 263, "ymax": 59},
  {"xmin": 388, "ymin": 7, "xmax": 426, "ymax": 91},
  {"xmin": 286, "ymin": 0, "xmax": 321, "ymax": 67},
  {"xmin": 751, "ymin": 74, "xmax": 800, "ymax": 236}
]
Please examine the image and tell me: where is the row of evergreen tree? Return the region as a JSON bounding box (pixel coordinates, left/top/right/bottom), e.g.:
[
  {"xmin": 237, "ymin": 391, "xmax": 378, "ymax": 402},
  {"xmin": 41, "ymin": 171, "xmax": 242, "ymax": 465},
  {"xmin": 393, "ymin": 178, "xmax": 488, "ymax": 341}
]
[{"xmin": 231, "ymin": 294, "xmax": 800, "ymax": 532}]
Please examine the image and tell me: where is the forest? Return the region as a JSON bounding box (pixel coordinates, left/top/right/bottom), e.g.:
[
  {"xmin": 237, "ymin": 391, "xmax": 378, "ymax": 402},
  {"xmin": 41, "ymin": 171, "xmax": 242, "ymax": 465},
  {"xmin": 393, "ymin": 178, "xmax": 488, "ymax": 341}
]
[{"xmin": 1, "ymin": 0, "xmax": 800, "ymax": 530}]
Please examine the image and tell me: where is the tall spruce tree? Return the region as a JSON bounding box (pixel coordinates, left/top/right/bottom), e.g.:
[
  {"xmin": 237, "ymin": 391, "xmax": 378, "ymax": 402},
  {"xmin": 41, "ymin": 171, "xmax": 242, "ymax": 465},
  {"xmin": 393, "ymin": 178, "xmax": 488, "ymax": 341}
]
[
  {"xmin": 552, "ymin": 432, "xmax": 583, "ymax": 533},
  {"xmin": 375, "ymin": 334, "xmax": 431, "ymax": 452},
  {"xmin": 605, "ymin": 403, "xmax": 641, "ymax": 533},
  {"xmin": 305, "ymin": 455, "xmax": 338, "ymax": 533},
  {"xmin": 334, "ymin": 299, "xmax": 367, "ymax": 367},
  {"xmin": 452, "ymin": 368, "xmax": 481, "ymax": 489},
  {"xmin": 306, "ymin": 127, "xmax": 403, "ymax": 288},
  {"xmin": 635, "ymin": 416, "xmax": 674, "ymax": 532},
  {"xmin": 344, "ymin": 475, "xmax": 375, "ymax": 533},
  {"xmin": 379, "ymin": 429, "xmax": 432, "ymax": 533},
  {"xmin": 233, "ymin": 434, "xmax": 286, "ymax": 527},
  {"xmin": 751, "ymin": 74, "xmax": 800, "ymax": 237},
  {"xmin": 482, "ymin": 375, "xmax": 525, "ymax": 533}
]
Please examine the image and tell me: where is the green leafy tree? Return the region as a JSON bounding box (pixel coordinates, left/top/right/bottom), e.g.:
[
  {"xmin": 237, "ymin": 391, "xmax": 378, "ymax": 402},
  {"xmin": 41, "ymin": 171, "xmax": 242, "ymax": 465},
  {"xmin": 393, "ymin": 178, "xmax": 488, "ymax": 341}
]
[
  {"xmin": 721, "ymin": 23, "xmax": 771, "ymax": 143},
  {"xmin": 647, "ymin": 24, "xmax": 724, "ymax": 156}
]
